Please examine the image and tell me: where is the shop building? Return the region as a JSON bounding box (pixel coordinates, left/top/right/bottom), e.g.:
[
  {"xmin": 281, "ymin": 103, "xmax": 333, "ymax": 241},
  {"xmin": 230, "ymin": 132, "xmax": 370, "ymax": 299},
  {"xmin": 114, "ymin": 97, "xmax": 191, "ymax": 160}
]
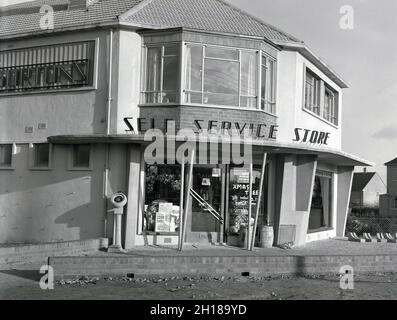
[{"xmin": 0, "ymin": 0, "xmax": 370, "ymax": 248}]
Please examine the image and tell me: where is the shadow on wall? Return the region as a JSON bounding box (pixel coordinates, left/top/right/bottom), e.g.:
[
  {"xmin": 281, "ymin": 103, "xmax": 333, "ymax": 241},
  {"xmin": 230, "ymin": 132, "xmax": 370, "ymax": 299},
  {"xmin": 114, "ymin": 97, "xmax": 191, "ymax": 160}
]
[{"xmin": 0, "ymin": 144, "xmax": 105, "ymax": 244}]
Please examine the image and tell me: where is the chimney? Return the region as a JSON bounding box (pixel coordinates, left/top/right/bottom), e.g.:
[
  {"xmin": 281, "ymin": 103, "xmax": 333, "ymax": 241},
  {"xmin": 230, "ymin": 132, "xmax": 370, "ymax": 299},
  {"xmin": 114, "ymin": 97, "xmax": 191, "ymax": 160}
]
[
  {"xmin": 363, "ymin": 167, "xmax": 367, "ymax": 173},
  {"xmin": 68, "ymin": 0, "xmax": 99, "ymax": 10}
]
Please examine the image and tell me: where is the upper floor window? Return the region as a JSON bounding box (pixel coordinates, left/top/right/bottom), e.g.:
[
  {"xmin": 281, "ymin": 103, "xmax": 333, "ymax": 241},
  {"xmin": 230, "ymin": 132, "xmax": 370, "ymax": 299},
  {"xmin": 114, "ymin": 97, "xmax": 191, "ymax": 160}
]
[
  {"xmin": 184, "ymin": 44, "xmax": 258, "ymax": 108},
  {"xmin": 261, "ymin": 55, "xmax": 276, "ymax": 114},
  {"xmin": 304, "ymin": 68, "xmax": 339, "ymax": 126},
  {"xmin": 141, "ymin": 41, "xmax": 277, "ymax": 114},
  {"xmin": 142, "ymin": 44, "xmax": 180, "ymax": 104},
  {"xmin": 0, "ymin": 41, "xmax": 95, "ymax": 94},
  {"xmin": 324, "ymin": 85, "xmax": 338, "ymax": 124},
  {"xmin": 304, "ymin": 70, "xmax": 321, "ymax": 115}
]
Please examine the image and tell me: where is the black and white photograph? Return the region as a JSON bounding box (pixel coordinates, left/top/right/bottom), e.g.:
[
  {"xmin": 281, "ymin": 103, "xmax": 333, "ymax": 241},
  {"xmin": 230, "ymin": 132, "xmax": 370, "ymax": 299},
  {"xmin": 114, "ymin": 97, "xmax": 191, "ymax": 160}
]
[{"xmin": 0, "ymin": 0, "xmax": 397, "ymax": 307}]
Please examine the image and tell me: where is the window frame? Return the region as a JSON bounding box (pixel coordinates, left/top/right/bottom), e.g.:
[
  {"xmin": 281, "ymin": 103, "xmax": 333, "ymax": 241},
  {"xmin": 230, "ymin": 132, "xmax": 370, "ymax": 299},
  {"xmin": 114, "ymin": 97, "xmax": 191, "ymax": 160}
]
[
  {"xmin": 140, "ymin": 41, "xmax": 277, "ymax": 115},
  {"xmin": 0, "ymin": 143, "xmax": 14, "ymax": 170},
  {"xmin": 303, "ymin": 66, "xmax": 339, "ymax": 127},
  {"xmin": 141, "ymin": 163, "xmax": 182, "ymax": 235},
  {"xmin": 28, "ymin": 143, "xmax": 52, "ymax": 171},
  {"xmin": 141, "ymin": 42, "xmax": 181, "ymax": 105},
  {"xmin": 68, "ymin": 144, "xmax": 93, "ymax": 171},
  {"xmin": 260, "ymin": 54, "xmax": 277, "ymax": 114}
]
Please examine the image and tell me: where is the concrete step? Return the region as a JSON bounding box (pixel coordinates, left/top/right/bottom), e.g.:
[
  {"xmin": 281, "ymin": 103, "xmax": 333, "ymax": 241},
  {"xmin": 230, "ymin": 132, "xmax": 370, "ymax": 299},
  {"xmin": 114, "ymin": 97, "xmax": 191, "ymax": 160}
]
[
  {"xmin": 49, "ymin": 253, "xmax": 397, "ymax": 279},
  {"xmin": 0, "ymin": 238, "xmax": 108, "ymax": 266}
]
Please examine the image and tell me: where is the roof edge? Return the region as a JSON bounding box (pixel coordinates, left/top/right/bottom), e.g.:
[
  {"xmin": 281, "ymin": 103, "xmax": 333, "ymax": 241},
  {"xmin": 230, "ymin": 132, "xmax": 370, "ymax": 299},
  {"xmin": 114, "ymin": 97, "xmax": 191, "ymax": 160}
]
[{"xmin": 274, "ymin": 40, "xmax": 349, "ymax": 89}]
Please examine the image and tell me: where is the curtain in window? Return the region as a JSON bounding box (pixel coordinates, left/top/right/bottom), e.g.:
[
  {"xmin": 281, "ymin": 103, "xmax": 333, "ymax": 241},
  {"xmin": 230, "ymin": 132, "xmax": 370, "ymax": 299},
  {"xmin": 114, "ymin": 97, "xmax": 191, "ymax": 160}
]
[
  {"xmin": 146, "ymin": 47, "xmax": 161, "ymax": 103},
  {"xmin": 241, "ymin": 51, "xmax": 257, "ymax": 108},
  {"xmin": 319, "ymin": 176, "xmax": 330, "ymax": 227},
  {"xmin": 184, "ymin": 45, "xmax": 202, "ymax": 103}
]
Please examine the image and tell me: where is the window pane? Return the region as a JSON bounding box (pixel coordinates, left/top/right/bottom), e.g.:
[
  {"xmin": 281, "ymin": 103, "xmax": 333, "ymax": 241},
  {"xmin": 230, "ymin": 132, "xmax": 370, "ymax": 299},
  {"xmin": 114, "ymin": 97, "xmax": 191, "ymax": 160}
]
[
  {"xmin": 144, "ymin": 165, "xmax": 181, "ymax": 233},
  {"xmin": 0, "ymin": 144, "xmax": 12, "ymax": 166},
  {"xmin": 35, "ymin": 143, "xmax": 49, "ymax": 167},
  {"xmin": 241, "ymin": 51, "xmax": 258, "ymax": 105},
  {"xmin": 185, "ymin": 91, "xmax": 202, "ymax": 104},
  {"xmin": 261, "ymin": 64, "xmax": 267, "ymax": 110},
  {"xmin": 268, "ymin": 60, "xmax": 276, "ymax": 102},
  {"xmin": 240, "ymin": 96, "xmax": 257, "ymax": 108},
  {"xmin": 163, "ymin": 55, "xmax": 178, "ymax": 91},
  {"xmin": 185, "ymin": 45, "xmax": 203, "ymax": 94},
  {"xmin": 164, "ymin": 45, "xmax": 179, "ymax": 56},
  {"xmin": 204, "ymin": 59, "xmax": 239, "ymax": 106},
  {"xmin": 146, "ymin": 47, "xmax": 161, "ymax": 93},
  {"xmin": 205, "ymin": 46, "xmax": 239, "ymax": 60},
  {"xmin": 73, "ymin": 144, "xmax": 90, "ymax": 167},
  {"xmin": 305, "ymin": 70, "xmax": 320, "ymax": 114}
]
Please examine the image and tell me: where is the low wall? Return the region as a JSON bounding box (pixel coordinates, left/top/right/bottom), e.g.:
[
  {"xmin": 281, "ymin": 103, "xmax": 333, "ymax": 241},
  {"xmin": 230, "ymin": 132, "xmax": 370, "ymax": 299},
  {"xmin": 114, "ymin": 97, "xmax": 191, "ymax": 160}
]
[
  {"xmin": 49, "ymin": 254, "xmax": 397, "ymax": 279},
  {"xmin": 0, "ymin": 238, "xmax": 108, "ymax": 266}
]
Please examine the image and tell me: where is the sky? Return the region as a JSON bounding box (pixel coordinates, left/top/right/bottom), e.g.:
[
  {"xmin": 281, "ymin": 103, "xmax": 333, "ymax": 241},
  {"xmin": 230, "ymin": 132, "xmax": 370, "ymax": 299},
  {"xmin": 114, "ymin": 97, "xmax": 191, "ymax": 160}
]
[{"xmin": 1, "ymin": 0, "xmax": 397, "ymax": 179}]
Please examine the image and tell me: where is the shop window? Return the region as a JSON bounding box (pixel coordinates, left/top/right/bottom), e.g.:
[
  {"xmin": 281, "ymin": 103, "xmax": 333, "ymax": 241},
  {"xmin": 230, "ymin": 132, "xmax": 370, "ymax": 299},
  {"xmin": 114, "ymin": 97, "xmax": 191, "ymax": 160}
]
[
  {"xmin": 304, "ymin": 68, "xmax": 339, "ymax": 125},
  {"xmin": 0, "ymin": 144, "xmax": 12, "ymax": 168},
  {"xmin": 228, "ymin": 164, "xmax": 269, "ymax": 234},
  {"xmin": 308, "ymin": 171, "xmax": 333, "ymax": 232},
  {"xmin": 70, "ymin": 144, "xmax": 91, "ymax": 170},
  {"xmin": 142, "ymin": 44, "xmax": 180, "ymax": 104},
  {"xmin": 144, "ymin": 164, "xmax": 181, "ymax": 233},
  {"xmin": 30, "ymin": 143, "xmax": 51, "ymax": 169}
]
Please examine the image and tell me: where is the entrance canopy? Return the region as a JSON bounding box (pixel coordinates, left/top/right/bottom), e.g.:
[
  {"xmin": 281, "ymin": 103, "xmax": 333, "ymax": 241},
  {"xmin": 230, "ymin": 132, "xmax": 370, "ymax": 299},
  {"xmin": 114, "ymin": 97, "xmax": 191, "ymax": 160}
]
[{"xmin": 48, "ymin": 134, "xmax": 373, "ymax": 167}]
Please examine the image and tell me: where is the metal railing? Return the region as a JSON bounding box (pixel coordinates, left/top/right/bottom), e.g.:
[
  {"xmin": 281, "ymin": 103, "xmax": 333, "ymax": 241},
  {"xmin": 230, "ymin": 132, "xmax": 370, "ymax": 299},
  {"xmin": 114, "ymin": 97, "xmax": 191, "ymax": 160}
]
[{"xmin": 189, "ymin": 188, "xmax": 223, "ymax": 224}]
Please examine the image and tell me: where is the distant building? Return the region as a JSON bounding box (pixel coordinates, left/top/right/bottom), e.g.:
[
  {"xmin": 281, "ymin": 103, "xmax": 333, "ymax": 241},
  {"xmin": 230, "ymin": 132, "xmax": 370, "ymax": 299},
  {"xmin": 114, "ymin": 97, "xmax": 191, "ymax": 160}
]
[
  {"xmin": 350, "ymin": 169, "xmax": 386, "ymax": 208},
  {"xmin": 380, "ymin": 158, "xmax": 397, "ymax": 217}
]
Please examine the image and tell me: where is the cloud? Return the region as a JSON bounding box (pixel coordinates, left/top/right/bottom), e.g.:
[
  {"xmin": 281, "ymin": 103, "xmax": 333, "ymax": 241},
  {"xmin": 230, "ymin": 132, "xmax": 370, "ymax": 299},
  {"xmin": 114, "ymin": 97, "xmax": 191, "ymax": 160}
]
[{"xmin": 373, "ymin": 125, "xmax": 397, "ymax": 140}]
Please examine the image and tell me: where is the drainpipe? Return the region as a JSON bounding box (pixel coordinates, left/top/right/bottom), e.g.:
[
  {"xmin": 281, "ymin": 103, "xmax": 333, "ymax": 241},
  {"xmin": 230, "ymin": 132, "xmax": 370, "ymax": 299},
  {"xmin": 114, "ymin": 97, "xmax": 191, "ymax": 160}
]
[{"xmin": 103, "ymin": 28, "xmax": 114, "ymax": 238}]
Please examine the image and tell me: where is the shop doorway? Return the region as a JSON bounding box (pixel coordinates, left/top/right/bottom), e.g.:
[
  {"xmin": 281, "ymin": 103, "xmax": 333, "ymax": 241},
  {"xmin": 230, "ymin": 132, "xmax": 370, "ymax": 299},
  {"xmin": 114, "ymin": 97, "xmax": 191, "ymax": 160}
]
[
  {"xmin": 186, "ymin": 165, "xmax": 225, "ymax": 243},
  {"xmin": 308, "ymin": 170, "xmax": 333, "ymax": 232}
]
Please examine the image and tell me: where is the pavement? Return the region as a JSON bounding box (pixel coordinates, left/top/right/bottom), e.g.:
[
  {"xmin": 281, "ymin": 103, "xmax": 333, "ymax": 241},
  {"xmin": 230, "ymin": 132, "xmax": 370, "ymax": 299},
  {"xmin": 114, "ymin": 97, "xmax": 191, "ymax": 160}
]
[{"xmin": 90, "ymin": 238, "xmax": 397, "ymax": 257}]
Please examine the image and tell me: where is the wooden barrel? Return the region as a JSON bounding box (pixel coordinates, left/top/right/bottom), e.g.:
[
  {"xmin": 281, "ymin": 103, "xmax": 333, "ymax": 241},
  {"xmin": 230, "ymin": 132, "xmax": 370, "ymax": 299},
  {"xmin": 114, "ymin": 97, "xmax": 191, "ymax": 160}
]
[{"xmin": 260, "ymin": 225, "xmax": 274, "ymax": 248}]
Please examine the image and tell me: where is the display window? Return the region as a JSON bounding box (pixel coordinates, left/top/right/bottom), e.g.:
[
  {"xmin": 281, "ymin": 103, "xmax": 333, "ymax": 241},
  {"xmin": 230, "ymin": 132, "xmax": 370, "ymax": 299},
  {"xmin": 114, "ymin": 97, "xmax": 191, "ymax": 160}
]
[{"xmin": 144, "ymin": 164, "xmax": 181, "ymax": 233}]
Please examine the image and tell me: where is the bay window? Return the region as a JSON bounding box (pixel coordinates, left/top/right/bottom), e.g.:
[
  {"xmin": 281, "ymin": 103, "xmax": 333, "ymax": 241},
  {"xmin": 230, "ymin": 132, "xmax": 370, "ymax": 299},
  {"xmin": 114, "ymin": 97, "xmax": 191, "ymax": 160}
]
[{"xmin": 141, "ymin": 41, "xmax": 277, "ymax": 113}]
